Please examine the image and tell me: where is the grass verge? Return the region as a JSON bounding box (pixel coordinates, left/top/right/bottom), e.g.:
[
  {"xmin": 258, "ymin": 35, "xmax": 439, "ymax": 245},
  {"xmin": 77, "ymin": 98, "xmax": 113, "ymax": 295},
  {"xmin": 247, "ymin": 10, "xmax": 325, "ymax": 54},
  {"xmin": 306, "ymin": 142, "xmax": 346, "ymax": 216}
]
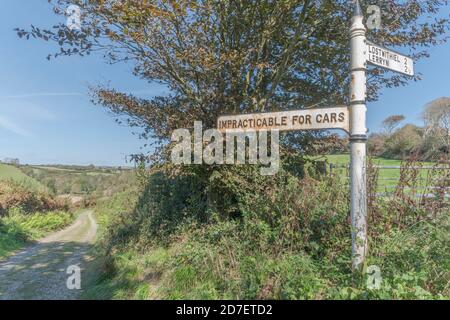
[{"xmin": 0, "ymin": 209, "xmax": 74, "ymax": 259}]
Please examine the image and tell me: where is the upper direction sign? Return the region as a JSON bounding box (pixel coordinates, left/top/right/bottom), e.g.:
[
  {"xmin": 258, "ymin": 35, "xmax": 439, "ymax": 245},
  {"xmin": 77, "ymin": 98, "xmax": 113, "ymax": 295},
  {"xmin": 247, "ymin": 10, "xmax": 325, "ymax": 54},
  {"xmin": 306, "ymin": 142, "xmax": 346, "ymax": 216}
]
[
  {"xmin": 366, "ymin": 41, "xmax": 414, "ymax": 76},
  {"xmin": 217, "ymin": 106, "xmax": 349, "ymax": 133}
]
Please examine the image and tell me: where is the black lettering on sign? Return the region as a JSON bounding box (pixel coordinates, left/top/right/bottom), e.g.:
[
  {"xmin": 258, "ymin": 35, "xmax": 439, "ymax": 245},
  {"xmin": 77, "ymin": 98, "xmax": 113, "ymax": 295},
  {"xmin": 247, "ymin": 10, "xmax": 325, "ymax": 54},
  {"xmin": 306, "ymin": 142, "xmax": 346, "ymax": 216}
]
[
  {"xmin": 293, "ymin": 115, "xmax": 309, "ymax": 125},
  {"xmin": 331, "ymin": 113, "xmax": 337, "ymax": 123},
  {"xmin": 218, "ymin": 107, "xmax": 348, "ymax": 132},
  {"xmin": 306, "ymin": 115, "xmax": 311, "ymax": 124}
]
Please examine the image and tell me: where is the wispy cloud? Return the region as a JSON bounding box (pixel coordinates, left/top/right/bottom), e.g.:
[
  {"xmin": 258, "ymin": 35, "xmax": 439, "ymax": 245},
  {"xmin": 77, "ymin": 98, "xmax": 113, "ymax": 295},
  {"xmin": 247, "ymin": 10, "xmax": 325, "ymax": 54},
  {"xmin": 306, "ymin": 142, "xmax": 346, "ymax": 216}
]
[
  {"xmin": 0, "ymin": 101, "xmax": 57, "ymax": 121},
  {"xmin": 0, "ymin": 92, "xmax": 83, "ymax": 99},
  {"xmin": 0, "ymin": 116, "xmax": 33, "ymax": 138},
  {"xmin": 26, "ymin": 105, "xmax": 57, "ymax": 121}
]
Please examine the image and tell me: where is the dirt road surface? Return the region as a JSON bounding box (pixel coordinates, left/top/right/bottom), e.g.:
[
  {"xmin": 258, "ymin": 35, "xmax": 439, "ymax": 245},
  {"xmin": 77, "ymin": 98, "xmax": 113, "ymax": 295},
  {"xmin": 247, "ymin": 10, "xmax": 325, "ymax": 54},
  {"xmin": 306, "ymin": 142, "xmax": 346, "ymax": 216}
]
[{"xmin": 0, "ymin": 210, "xmax": 97, "ymax": 300}]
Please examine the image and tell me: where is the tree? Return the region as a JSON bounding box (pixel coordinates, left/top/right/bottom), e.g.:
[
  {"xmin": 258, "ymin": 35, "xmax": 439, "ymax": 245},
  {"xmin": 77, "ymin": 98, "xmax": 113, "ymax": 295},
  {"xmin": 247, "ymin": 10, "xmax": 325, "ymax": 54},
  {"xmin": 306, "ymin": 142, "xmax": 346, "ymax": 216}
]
[
  {"xmin": 382, "ymin": 114, "xmax": 405, "ymax": 134},
  {"xmin": 46, "ymin": 178, "xmax": 58, "ymax": 195},
  {"xmin": 16, "ymin": 0, "xmax": 449, "ymax": 162},
  {"xmin": 383, "ymin": 124, "xmax": 422, "ymax": 159},
  {"xmin": 367, "ymin": 132, "xmax": 385, "ymax": 156},
  {"xmin": 422, "ymin": 97, "xmax": 450, "ymax": 159},
  {"xmin": 79, "ymin": 177, "xmax": 94, "ymax": 194},
  {"xmin": 4, "ymin": 158, "xmax": 20, "ymax": 166}
]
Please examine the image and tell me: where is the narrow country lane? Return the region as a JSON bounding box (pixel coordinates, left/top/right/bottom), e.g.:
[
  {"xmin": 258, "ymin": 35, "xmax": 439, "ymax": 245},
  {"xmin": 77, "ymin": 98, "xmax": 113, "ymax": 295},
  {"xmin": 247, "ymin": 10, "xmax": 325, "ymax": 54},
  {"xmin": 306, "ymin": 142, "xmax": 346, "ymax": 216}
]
[{"xmin": 0, "ymin": 210, "xmax": 98, "ymax": 300}]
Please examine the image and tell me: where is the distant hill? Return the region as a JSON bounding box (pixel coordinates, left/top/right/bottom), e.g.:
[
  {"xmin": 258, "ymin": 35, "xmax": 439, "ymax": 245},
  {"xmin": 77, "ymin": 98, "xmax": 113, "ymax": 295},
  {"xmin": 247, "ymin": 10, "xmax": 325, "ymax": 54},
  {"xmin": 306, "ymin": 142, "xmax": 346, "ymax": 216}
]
[
  {"xmin": 0, "ymin": 163, "xmax": 47, "ymax": 192},
  {"xmin": 19, "ymin": 164, "xmax": 136, "ymax": 196}
]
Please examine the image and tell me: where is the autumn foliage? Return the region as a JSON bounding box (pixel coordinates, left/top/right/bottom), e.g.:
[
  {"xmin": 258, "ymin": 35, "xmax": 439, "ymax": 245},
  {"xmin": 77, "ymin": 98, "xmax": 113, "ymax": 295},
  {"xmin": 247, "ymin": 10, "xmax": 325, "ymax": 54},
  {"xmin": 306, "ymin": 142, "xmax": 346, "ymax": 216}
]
[
  {"xmin": 16, "ymin": 0, "xmax": 450, "ymax": 161},
  {"xmin": 0, "ymin": 181, "xmax": 69, "ymax": 216}
]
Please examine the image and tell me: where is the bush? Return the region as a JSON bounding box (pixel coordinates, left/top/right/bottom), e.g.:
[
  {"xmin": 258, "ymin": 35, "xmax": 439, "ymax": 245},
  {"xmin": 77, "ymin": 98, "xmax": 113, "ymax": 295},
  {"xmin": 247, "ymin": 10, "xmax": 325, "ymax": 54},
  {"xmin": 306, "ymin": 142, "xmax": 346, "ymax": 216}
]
[
  {"xmin": 0, "ymin": 180, "xmax": 69, "ymax": 216},
  {"xmin": 0, "ymin": 209, "xmax": 73, "ymax": 258},
  {"xmin": 382, "ymin": 124, "xmax": 423, "ymax": 159},
  {"xmin": 89, "ymin": 158, "xmax": 449, "ymax": 300}
]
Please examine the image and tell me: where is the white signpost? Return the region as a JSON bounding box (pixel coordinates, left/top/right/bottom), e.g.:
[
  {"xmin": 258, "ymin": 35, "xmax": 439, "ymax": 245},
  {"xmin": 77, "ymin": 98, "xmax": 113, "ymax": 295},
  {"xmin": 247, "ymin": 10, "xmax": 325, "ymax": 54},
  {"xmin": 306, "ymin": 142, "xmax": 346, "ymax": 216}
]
[
  {"xmin": 217, "ymin": 106, "xmax": 350, "ymax": 133},
  {"xmin": 366, "ymin": 41, "xmax": 414, "ymax": 76},
  {"xmin": 349, "ymin": 0, "xmax": 414, "ymax": 271},
  {"xmin": 349, "ymin": 0, "xmax": 368, "ymax": 271},
  {"xmin": 216, "ymin": 0, "xmax": 414, "ymax": 271}
]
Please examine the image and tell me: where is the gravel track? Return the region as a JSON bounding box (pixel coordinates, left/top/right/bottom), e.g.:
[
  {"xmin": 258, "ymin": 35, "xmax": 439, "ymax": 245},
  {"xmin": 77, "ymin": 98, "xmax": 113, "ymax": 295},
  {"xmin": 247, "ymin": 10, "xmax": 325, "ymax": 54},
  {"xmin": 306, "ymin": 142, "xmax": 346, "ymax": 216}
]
[{"xmin": 0, "ymin": 210, "xmax": 97, "ymax": 300}]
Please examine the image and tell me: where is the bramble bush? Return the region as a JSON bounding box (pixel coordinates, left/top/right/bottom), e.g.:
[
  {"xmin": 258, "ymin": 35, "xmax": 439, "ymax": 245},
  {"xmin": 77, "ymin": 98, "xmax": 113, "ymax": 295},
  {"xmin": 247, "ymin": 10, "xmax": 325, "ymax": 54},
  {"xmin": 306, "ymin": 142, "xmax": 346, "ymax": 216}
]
[{"xmin": 0, "ymin": 180, "xmax": 69, "ymax": 216}]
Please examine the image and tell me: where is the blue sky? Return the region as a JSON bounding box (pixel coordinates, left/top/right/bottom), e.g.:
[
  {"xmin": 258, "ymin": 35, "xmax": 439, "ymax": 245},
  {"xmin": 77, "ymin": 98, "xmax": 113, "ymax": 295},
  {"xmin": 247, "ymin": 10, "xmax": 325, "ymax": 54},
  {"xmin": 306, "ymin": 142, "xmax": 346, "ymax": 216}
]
[{"xmin": 0, "ymin": 1, "xmax": 449, "ymax": 166}]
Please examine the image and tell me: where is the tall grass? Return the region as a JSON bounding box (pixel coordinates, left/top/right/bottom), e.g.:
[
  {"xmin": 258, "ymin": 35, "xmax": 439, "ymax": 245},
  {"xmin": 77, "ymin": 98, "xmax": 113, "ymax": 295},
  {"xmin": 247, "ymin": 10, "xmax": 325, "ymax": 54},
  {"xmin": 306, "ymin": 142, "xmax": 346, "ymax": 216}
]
[
  {"xmin": 0, "ymin": 179, "xmax": 74, "ymax": 259},
  {"xmin": 0, "ymin": 209, "xmax": 73, "ymax": 259}
]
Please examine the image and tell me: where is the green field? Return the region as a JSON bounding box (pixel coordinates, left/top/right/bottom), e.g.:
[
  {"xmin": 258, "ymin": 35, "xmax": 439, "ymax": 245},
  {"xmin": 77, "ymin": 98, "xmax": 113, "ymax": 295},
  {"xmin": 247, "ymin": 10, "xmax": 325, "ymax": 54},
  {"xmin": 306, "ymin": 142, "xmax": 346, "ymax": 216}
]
[
  {"xmin": 18, "ymin": 164, "xmax": 136, "ymax": 196},
  {"xmin": 312, "ymin": 154, "xmax": 447, "ymax": 193},
  {"xmin": 313, "ymin": 154, "xmax": 436, "ymax": 166},
  {"xmin": 30, "ymin": 166, "xmax": 115, "ymax": 176},
  {"xmin": 0, "ymin": 164, "xmax": 47, "ymax": 191}
]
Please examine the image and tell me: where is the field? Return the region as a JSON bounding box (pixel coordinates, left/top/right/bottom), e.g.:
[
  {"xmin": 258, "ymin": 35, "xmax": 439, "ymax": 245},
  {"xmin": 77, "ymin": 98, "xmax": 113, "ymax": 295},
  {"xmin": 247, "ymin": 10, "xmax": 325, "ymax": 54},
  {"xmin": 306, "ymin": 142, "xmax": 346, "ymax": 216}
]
[
  {"xmin": 19, "ymin": 165, "xmax": 134, "ymax": 196},
  {"xmin": 0, "ymin": 164, "xmax": 47, "ymax": 191},
  {"xmin": 312, "ymin": 154, "xmax": 448, "ymax": 194},
  {"xmin": 318, "ymin": 154, "xmax": 436, "ymax": 167},
  {"xmin": 30, "ymin": 165, "xmax": 117, "ymax": 176}
]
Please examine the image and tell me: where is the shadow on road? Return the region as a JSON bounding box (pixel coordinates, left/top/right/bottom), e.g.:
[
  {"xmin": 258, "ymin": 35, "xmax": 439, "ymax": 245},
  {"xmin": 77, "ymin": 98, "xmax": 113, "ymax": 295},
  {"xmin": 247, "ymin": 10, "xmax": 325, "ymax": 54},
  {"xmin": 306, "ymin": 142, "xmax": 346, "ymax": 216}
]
[{"xmin": 0, "ymin": 240, "xmax": 94, "ymax": 300}]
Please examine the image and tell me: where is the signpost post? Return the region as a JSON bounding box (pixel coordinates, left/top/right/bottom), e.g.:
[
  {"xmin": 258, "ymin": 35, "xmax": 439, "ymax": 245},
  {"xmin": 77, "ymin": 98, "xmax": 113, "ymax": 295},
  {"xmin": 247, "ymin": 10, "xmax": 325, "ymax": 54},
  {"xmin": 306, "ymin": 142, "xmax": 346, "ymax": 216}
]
[
  {"xmin": 349, "ymin": 0, "xmax": 415, "ymax": 271},
  {"xmin": 349, "ymin": 0, "xmax": 368, "ymax": 271}
]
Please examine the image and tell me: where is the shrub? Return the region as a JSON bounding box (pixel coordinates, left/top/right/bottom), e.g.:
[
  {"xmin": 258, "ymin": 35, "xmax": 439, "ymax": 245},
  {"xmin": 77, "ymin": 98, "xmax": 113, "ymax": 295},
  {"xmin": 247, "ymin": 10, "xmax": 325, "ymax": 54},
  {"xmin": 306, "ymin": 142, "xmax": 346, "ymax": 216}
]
[
  {"xmin": 0, "ymin": 209, "xmax": 73, "ymax": 258},
  {"xmin": 0, "ymin": 180, "xmax": 69, "ymax": 216},
  {"xmin": 91, "ymin": 157, "xmax": 449, "ymax": 300}
]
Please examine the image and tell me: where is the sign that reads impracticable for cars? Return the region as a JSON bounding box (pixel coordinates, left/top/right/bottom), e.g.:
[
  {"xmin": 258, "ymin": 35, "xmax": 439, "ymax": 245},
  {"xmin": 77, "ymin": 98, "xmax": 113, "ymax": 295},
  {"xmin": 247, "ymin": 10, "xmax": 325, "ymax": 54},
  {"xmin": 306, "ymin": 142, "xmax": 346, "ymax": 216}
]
[
  {"xmin": 217, "ymin": 106, "xmax": 349, "ymax": 133},
  {"xmin": 366, "ymin": 41, "xmax": 414, "ymax": 76}
]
